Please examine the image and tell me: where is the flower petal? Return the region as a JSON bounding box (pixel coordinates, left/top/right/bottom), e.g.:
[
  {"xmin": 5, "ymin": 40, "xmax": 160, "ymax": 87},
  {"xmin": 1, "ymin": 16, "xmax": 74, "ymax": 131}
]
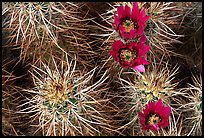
[
  {"xmin": 133, "ymin": 57, "xmax": 149, "ymax": 65},
  {"xmin": 141, "ymin": 58, "xmax": 149, "ymax": 65},
  {"xmin": 117, "ymin": 5, "xmax": 125, "ymax": 19},
  {"xmin": 127, "ymin": 41, "xmax": 136, "ymax": 49},
  {"xmin": 119, "ymin": 25, "xmax": 128, "ymax": 39},
  {"xmin": 138, "ymin": 45, "xmax": 150, "ymax": 56},
  {"xmin": 140, "ymin": 35, "xmax": 146, "ymax": 45},
  {"xmin": 112, "ymin": 40, "xmax": 124, "ymax": 51},
  {"xmin": 162, "ymin": 119, "xmax": 170, "ymax": 128},
  {"xmin": 119, "ymin": 29, "xmax": 137, "ymax": 40},
  {"xmin": 141, "ymin": 15, "xmax": 150, "ymax": 23},
  {"xmin": 129, "ymin": 29, "xmax": 137, "ymax": 39},
  {"xmin": 120, "ymin": 61, "xmax": 131, "ymax": 68},
  {"xmin": 114, "ymin": 14, "xmax": 120, "ymax": 29},
  {"xmin": 124, "ymin": 5, "xmax": 131, "ymax": 18},
  {"xmin": 137, "ymin": 22, "xmax": 145, "ymax": 35},
  {"xmin": 131, "ymin": 2, "xmax": 139, "ymax": 21},
  {"xmin": 120, "ymin": 32, "xmax": 130, "ymax": 40},
  {"xmin": 132, "ymin": 42, "xmax": 139, "ymax": 50},
  {"xmin": 155, "ymin": 99, "xmax": 163, "ymax": 113},
  {"xmin": 133, "ymin": 65, "xmax": 145, "ymax": 72},
  {"xmin": 163, "ymin": 106, "xmax": 171, "ymax": 116},
  {"xmin": 110, "ymin": 50, "xmax": 119, "ymax": 61},
  {"xmin": 139, "ymin": 8, "xmax": 146, "ymax": 18},
  {"xmin": 110, "ymin": 40, "xmax": 125, "ymax": 62},
  {"xmin": 138, "ymin": 112, "xmax": 144, "ymax": 118},
  {"xmin": 152, "ymin": 124, "xmax": 160, "ymax": 130}
]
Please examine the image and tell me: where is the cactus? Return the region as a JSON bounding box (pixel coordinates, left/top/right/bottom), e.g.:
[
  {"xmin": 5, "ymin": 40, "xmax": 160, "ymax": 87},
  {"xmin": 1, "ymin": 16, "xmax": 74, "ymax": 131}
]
[
  {"xmin": 2, "ymin": 65, "xmax": 17, "ymax": 136},
  {"xmin": 120, "ymin": 58, "xmax": 179, "ymax": 105},
  {"xmin": 174, "ymin": 74, "xmax": 202, "ymax": 136},
  {"xmin": 116, "ymin": 57, "xmax": 180, "ymax": 135},
  {"xmin": 2, "ymin": 59, "xmax": 28, "ymax": 136},
  {"xmin": 2, "ymin": 2, "xmax": 202, "ymax": 136},
  {"xmin": 16, "ymin": 53, "xmax": 112, "ymax": 136},
  {"xmin": 2, "ymin": 2, "xmax": 92, "ymax": 66}
]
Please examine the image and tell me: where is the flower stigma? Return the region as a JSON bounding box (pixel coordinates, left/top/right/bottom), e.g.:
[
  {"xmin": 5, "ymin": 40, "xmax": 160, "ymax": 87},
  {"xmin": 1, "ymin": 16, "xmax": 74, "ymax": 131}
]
[
  {"xmin": 122, "ymin": 20, "xmax": 135, "ymax": 32},
  {"xmin": 146, "ymin": 113, "xmax": 162, "ymax": 126},
  {"xmin": 120, "ymin": 49, "xmax": 136, "ymax": 63}
]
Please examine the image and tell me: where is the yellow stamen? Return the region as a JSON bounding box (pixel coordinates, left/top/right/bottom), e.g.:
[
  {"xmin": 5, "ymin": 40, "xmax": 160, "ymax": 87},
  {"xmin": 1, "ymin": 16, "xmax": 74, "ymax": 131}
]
[
  {"xmin": 120, "ymin": 49, "xmax": 136, "ymax": 63},
  {"xmin": 122, "ymin": 20, "xmax": 135, "ymax": 32},
  {"xmin": 147, "ymin": 113, "xmax": 162, "ymax": 126}
]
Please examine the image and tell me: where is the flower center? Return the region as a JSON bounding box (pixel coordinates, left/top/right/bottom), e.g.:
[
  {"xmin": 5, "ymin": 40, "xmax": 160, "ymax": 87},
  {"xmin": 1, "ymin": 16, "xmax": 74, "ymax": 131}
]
[
  {"xmin": 122, "ymin": 20, "xmax": 135, "ymax": 32},
  {"xmin": 146, "ymin": 113, "xmax": 162, "ymax": 126},
  {"xmin": 120, "ymin": 49, "xmax": 136, "ymax": 63}
]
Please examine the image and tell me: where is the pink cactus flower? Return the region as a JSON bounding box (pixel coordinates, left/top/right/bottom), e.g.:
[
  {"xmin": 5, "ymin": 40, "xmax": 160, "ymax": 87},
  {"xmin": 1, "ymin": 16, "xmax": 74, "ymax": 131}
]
[
  {"xmin": 113, "ymin": 2, "xmax": 150, "ymax": 40},
  {"xmin": 138, "ymin": 99, "xmax": 171, "ymax": 131},
  {"xmin": 110, "ymin": 35, "xmax": 150, "ymax": 72}
]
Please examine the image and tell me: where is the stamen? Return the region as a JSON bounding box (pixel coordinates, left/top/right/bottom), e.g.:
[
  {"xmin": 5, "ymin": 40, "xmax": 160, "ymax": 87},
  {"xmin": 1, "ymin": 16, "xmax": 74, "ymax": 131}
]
[
  {"xmin": 146, "ymin": 113, "xmax": 162, "ymax": 126},
  {"xmin": 122, "ymin": 20, "xmax": 135, "ymax": 32},
  {"xmin": 120, "ymin": 49, "xmax": 136, "ymax": 63}
]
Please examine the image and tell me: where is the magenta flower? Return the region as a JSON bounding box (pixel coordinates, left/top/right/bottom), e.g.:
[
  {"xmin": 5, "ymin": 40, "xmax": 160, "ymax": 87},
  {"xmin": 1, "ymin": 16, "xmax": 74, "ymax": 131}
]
[
  {"xmin": 110, "ymin": 35, "xmax": 150, "ymax": 72},
  {"xmin": 113, "ymin": 2, "xmax": 150, "ymax": 40},
  {"xmin": 138, "ymin": 99, "xmax": 171, "ymax": 131}
]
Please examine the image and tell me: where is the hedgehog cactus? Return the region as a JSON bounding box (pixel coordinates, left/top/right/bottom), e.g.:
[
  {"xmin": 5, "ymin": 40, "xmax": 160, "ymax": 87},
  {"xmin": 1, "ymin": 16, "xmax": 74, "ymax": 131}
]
[
  {"xmin": 17, "ymin": 54, "xmax": 110, "ymax": 136},
  {"xmin": 2, "ymin": 2, "xmax": 202, "ymax": 136},
  {"xmin": 2, "ymin": 2, "xmax": 91, "ymax": 65},
  {"xmin": 120, "ymin": 60, "xmax": 179, "ymax": 105},
  {"xmin": 175, "ymin": 74, "xmax": 202, "ymax": 136},
  {"xmin": 189, "ymin": 74, "xmax": 202, "ymax": 136},
  {"xmin": 2, "ymin": 59, "xmax": 28, "ymax": 136},
  {"xmin": 115, "ymin": 59, "xmax": 180, "ymax": 135},
  {"xmin": 134, "ymin": 70, "xmax": 178, "ymax": 104}
]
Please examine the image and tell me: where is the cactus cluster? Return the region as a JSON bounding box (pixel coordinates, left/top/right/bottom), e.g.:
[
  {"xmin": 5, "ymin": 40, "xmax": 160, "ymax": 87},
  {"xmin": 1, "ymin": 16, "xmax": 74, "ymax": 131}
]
[
  {"xmin": 16, "ymin": 54, "xmax": 110, "ymax": 136},
  {"xmin": 2, "ymin": 2, "xmax": 202, "ymax": 136}
]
